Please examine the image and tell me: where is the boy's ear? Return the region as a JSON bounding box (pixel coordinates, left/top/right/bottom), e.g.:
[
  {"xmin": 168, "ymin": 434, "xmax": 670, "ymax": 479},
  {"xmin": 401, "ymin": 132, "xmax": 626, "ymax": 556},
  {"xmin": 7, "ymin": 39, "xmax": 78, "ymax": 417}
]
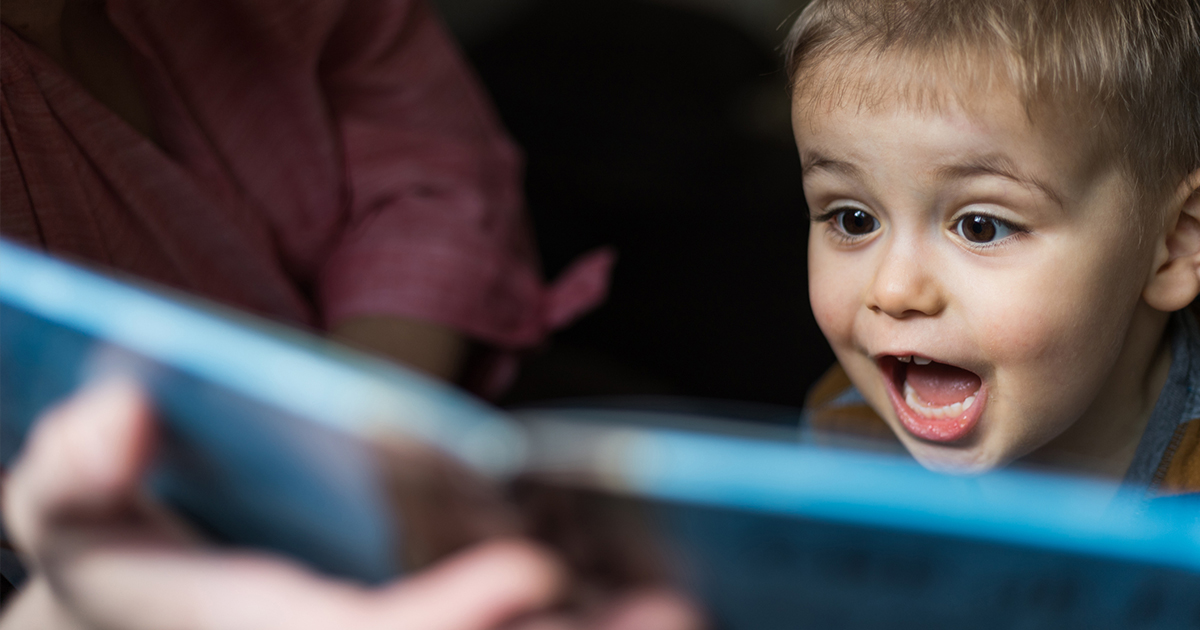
[{"xmin": 1145, "ymin": 168, "xmax": 1200, "ymax": 312}]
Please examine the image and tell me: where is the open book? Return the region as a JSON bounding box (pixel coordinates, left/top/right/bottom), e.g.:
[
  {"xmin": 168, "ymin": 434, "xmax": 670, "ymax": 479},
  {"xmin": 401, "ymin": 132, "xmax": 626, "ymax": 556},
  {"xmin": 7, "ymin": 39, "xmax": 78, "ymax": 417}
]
[{"xmin": 3, "ymin": 239, "xmax": 1198, "ymax": 629}]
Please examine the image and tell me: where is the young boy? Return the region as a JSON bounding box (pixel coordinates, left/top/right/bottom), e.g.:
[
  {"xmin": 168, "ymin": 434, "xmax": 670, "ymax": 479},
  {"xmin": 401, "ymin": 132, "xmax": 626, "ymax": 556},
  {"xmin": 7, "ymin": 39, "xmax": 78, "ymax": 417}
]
[{"xmin": 791, "ymin": 0, "xmax": 1200, "ymax": 497}]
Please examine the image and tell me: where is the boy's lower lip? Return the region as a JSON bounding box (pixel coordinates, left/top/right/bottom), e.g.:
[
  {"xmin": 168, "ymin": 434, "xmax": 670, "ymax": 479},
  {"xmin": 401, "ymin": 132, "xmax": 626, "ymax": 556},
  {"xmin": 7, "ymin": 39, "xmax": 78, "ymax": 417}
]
[{"xmin": 880, "ymin": 358, "xmax": 985, "ymax": 443}]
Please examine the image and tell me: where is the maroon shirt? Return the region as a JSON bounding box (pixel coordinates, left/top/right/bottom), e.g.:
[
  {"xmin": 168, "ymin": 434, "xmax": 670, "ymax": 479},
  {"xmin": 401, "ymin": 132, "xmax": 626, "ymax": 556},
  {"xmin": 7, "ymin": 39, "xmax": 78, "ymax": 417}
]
[{"xmin": 1, "ymin": 0, "xmax": 612, "ymax": 391}]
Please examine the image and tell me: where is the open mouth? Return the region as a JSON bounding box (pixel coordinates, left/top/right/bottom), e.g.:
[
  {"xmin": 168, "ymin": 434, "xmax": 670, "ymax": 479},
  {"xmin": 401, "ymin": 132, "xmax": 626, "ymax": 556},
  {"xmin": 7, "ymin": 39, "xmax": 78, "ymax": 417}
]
[{"xmin": 879, "ymin": 355, "xmax": 985, "ymax": 443}]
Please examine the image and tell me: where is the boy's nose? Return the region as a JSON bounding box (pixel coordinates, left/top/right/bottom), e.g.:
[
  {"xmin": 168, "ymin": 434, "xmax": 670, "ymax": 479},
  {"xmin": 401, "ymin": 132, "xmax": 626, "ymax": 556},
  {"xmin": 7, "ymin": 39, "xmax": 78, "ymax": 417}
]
[{"xmin": 866, "ymin": 244, "xmax": 945, "ymax": 318}]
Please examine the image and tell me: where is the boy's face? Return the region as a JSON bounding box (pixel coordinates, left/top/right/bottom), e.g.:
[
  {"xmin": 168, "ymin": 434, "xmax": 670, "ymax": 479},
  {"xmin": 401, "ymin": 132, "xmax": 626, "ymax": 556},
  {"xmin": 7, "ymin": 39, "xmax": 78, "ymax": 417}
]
[{"xmin": 795, "ymin": 75, "xmax": 1166, "ymax": 472}]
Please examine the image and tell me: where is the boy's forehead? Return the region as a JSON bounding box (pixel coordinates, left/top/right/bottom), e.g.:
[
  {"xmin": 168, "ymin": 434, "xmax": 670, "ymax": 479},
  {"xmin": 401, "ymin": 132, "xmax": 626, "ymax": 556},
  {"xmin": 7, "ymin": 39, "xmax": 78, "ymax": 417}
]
[
  {"xmin": 790, "ymin": 52, "xmax": 1116, "ymax": 195},
  {"xmin": 791, "ymin": 50, "xmax": 1025, "ymax": 125}
]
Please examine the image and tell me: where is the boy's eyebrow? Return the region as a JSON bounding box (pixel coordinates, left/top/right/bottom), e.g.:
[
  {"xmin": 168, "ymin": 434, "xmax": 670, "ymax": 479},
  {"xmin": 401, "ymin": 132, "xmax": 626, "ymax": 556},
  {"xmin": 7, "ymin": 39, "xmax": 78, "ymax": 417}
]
[
  {"xmin": 800, "ymin": 152, "xmax": 862, "ymax": 179},
  {"xmin": 935, "ymin": 156, "xmax": 1065, "ymax": 208},
  {"xmin": 802, "ymin": 152, "xmax": 1067, "ymax": 209}
]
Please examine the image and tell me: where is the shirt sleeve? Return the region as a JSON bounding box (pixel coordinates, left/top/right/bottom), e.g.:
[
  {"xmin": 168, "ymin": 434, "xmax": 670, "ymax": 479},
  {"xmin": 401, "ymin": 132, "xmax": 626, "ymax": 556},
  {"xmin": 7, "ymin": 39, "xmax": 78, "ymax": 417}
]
[{"xmin": 314, "ymin": 0, "xmax": 610, "ymax": 349}]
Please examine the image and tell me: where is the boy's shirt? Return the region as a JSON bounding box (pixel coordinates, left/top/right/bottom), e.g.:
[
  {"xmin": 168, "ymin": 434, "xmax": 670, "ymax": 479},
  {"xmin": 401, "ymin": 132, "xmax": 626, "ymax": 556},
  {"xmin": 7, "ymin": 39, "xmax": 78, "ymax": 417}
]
[{"xmin": 802, "ymin": 311, "xmax": 1200, "ymax": 497}]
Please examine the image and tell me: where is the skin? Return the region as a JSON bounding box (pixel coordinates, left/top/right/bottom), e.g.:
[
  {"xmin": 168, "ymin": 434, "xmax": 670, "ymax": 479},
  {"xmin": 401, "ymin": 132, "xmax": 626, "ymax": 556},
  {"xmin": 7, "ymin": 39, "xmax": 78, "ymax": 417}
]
[
  {"xmin": 794, "ymin": 60, "xmax": 1200, "ymax": 476},
  {"xmin": 330, "ymin": 317, "xmax": 468, "ymax": 383}
]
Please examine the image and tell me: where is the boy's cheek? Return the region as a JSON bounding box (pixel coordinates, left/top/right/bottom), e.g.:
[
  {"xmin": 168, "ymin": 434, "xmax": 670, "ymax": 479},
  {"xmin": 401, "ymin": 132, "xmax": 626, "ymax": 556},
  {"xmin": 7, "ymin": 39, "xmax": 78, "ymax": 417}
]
[
  {"xmin": 807, "ymin": 256, "xmax": 859, "ymax": 346},
  {"xmin": 960, "ymin": 267, "xmax": 1123, "ymax": 365},
  {"xmin": 808, "ymin": 288, "xmax": 853, "ymax": 351}
]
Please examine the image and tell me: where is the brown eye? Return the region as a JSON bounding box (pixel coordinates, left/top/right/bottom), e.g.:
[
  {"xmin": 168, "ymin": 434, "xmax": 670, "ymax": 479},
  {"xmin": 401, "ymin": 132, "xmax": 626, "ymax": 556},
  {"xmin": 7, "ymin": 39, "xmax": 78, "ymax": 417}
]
[
  {"xmin": 956, "ymin": 214, "xmax": 1016, "ymax": 244},
  {"xmin": 836, "ymin": 209, "xmax": 879, "ymax": 236}
]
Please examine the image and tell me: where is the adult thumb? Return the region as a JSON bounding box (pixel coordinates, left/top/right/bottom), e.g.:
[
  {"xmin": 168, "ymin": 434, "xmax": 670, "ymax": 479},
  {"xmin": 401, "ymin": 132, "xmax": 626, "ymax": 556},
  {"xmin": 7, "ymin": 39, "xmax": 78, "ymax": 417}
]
[
  {"xmin": 362, "ymin": 538, "xmax": 567, "ymax": 630},
  {"xmin": 4, "ymin": 380, "xmax": 156, "ymax": 555}
]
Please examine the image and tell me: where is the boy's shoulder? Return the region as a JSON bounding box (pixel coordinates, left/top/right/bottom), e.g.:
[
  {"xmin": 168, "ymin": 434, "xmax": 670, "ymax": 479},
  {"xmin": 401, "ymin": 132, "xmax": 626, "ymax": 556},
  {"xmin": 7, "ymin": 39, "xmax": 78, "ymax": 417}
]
[
  {"xmin": 800, "ymin": 362, "xmax": 901, "ymax": 447},
  {"xmin": 1153, "ymin": 418, "xmax": 1200, "ymax": 497}
]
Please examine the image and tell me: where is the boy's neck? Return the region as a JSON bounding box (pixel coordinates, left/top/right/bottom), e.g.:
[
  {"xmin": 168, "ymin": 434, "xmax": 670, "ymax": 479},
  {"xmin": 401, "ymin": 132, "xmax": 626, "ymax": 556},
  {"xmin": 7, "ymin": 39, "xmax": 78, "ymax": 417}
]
[{"xmin": 1024, "ymin": 304, "xmax": 1173, "ymax": 479}]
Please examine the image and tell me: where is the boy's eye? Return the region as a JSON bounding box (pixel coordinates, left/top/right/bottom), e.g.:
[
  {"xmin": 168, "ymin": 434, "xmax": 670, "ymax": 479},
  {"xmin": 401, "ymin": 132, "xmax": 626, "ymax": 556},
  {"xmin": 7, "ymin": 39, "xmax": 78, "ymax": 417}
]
[
  {"xmin": 955, "ymin": 214, "xmax": 1017, "ymax": 244},
  {"xmin": 835, "ymin": 209, "xmax": 879, "ymax": 236}
]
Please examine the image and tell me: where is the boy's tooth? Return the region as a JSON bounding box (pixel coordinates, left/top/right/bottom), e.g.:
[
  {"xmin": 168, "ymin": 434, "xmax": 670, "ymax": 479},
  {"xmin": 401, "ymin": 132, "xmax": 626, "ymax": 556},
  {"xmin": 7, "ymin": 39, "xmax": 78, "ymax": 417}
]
[
  {"xmin": 913, "ymin": 357, "xmax": 931, "ymax": 365},
  {"xmin": 903, "ymin": 381, "xmax": 976, "ymax": 419},
  {"xmin": 898, "ymin": 355, "xmax": 912, "ymax": 363}
]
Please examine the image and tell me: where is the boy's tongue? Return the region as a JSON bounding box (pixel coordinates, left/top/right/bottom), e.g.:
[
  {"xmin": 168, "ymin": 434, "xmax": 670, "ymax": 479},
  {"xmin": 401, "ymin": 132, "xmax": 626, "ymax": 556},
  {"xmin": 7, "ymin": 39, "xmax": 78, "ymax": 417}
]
[{"xmin": 906, "ymin": 361, "xmax": 981, "ymax": 405}]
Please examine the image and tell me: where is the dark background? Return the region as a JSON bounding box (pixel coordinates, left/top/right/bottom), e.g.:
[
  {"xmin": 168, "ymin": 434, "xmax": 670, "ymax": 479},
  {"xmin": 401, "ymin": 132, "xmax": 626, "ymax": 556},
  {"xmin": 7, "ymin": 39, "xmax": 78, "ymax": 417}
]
[{"xmin": 434, "ymin": 0, "xmax": 834, "ymax": 413}]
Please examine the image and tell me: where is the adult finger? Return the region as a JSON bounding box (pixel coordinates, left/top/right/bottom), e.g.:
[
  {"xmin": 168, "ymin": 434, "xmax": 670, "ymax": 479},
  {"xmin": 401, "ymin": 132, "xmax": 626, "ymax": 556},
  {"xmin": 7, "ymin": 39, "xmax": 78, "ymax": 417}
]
[
  {"xmin": 41, "ymin": 538, "xmax": 564, "ymax": 630},
  {"xmin": 0, "ymin": 574, "xmax": 88, "ymax": 630},
  {"xmin": 594, "ymin": 589, "xmax": 707, "ymax": 630},
  {"xmin": 361, "ymin": 538, "xmax": 567, "ymax": 630},
  {"xmin": 4, "ymin": 379, "xmax": 157, "ymax": 557}
]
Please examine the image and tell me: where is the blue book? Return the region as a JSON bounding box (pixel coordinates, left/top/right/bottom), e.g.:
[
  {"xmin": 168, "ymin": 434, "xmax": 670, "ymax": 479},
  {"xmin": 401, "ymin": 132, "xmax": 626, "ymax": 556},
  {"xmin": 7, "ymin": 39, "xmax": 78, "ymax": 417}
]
[{"xmin": 3, "ymin": 239, "xmax": 1198, "ymax": 629}]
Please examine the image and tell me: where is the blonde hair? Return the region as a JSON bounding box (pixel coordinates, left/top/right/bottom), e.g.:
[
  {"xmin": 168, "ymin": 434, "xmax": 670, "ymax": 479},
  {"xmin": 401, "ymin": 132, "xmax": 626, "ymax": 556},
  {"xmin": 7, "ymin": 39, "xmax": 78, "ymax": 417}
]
[{"xmin": 784, "ymin": 0, "xmax": 1200, "ymax": 206}]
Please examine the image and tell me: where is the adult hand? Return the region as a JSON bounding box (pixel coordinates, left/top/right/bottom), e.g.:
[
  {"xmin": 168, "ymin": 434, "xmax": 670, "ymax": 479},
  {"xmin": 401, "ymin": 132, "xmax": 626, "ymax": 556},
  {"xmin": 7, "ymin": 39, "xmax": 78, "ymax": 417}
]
[{"xmin": 0, "ymin": 381, "xmax": 564, "ymax": 630}]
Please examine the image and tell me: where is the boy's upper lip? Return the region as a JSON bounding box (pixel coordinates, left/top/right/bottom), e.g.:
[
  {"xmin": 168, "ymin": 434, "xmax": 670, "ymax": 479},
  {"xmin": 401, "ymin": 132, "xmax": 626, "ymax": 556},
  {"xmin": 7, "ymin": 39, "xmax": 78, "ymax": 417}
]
[
  {"xmin": 870, "ymin": 349, "xmax": 984, "ymax": 375},
  {"xmin": 873, "ymin": 350, "xmax": 936, "ymax": 361},
  {"xmin": 872, "ymin": 349, "xmax": 938, "ymax": 362}
]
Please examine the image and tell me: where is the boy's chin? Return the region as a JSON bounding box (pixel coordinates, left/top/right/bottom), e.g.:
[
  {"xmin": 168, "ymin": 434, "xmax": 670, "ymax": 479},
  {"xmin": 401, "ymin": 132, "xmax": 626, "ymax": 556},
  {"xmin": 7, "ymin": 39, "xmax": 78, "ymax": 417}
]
[{"xmin": 898, "ymin": 434, "xmax": 1009, "ymax": 475}]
